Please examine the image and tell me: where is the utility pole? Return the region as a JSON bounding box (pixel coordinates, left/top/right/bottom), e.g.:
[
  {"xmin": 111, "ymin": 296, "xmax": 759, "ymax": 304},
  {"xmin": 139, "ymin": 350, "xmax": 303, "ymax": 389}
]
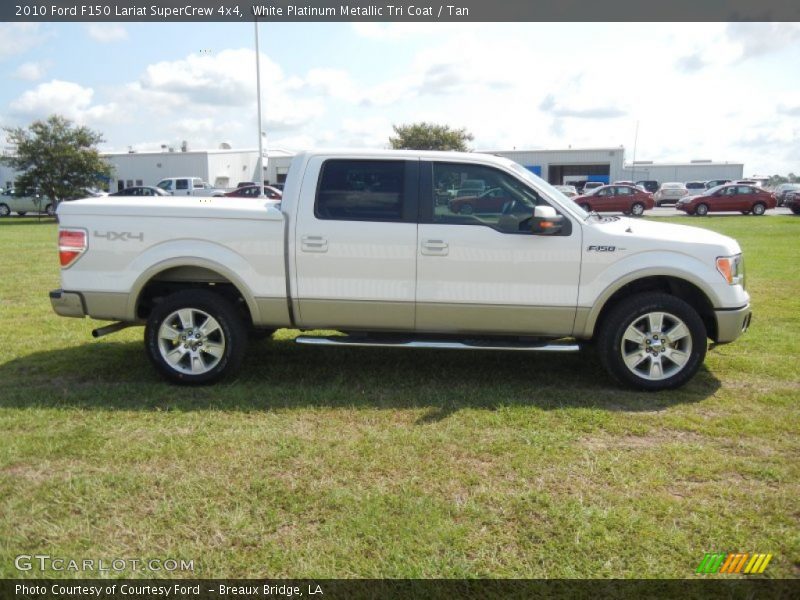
[{"xmin": 254, "ymin": 20, "xmax": 266, "ymax": 199}]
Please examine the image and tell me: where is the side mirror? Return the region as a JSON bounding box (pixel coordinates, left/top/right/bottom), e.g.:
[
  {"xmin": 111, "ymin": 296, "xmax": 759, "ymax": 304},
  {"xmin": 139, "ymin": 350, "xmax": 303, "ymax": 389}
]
[{"xmin": 531, "ymin": 205, "xmax": 564, "ymax": 235}]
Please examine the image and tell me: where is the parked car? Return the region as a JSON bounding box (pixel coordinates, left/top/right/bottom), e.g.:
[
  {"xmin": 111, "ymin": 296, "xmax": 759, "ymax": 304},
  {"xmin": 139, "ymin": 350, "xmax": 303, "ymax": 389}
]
[
  {"xmin": 0, "ymin": 189, "xmax": 55, "ymax": 217},
  {"xmin": 223, "ymin": 185, "xmax": 282, "ymax": 200},
  {"xmin": 685, "ymin": 181, "xmax": 707, "ymax": 196},
  {"xmin": 554, "ymin": 185, "xmax": 578, "ymax": 198},
  {"xmin": 449, "ymin": 187, "xmax": 516, "ymax": 214},
  {"xmin": 572, "ymin": 184, "xmax": 654, "ymax": 216},
  {"xmin": 50, "ymin": 149, "xmax": 752, "ymax": 391},
  {"xmin": 654, "ymin": 182, "xmax": 688, "ymax": 206},
  {"xmin": 773, "ymin": 183, "xmax": 800, "ymax": 206},
  {"xmin": 156, "ymin": 177, "xmax": 226, "ymax": 197},
  {"xmin": 583, "ymin": 181, "xmax": 604, "ymax": 192},
  {"xmin": 109, "ymin": 186, "xmax": 170, "ymax": 197},
  {"xmin": 636, "ymin": 180, "xmax": 659, "ymax": 193},
  {"xmin": 783, "ymin": 191, "xmax": 800, "ymax": 214},
  {"xmin": 455, "ymin": 179, "xmax": 487, "ymax": 198},
  {"xmin": 705, "ymin": 179, "xmax": 730, "ymax": 189},
  {"xmin": 676, "ymin": 184, "xmax": 777, "ymax": 216},
  {"xmin": 236, "ymin": 181, "xmax": 257, "ymax": 189}
]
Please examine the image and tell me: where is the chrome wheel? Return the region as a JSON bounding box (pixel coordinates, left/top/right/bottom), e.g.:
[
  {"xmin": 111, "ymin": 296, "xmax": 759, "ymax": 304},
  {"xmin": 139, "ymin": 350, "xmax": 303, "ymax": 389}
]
[
  {"xmin": 157, "ymin": 308, "xmax": 226, "ymax": 375},
  {"xmin": 752, "ymin": 203, "xmax": 765, "ymax": 216},
  {"xmin": 695, "ymin": 203, "xmax": 708, "ymax": 216},
  {"xmin": 630, "ymin": 202, "xmax": 645, "ymax": 216},
  {"xmin": 620, "ymin": 311, "xmax": 692, "ymax": 381},
  {"xmin": 0, "ymin": 204, "xmax": 9, "ymax": 217}
]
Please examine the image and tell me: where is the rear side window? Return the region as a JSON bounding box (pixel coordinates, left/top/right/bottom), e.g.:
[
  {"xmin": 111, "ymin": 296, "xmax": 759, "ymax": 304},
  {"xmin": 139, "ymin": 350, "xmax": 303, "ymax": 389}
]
[
  {"xmin": 176, "ymin": 179, "xmax": 189, "ymax": 190},
  {"xmin": 316, "ymin": 160, "xmax": 405, "ymax": 221}
]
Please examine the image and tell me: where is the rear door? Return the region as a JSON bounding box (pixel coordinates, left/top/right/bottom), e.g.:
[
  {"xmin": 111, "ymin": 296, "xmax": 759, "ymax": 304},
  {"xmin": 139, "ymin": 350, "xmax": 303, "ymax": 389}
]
[
  {"xmin": 294, "ymin": 157, "xmax": 419, "ymax": 330},
  {"xmin": 175, "ymin": 179, "xmax": 191, "ymax": 196}
]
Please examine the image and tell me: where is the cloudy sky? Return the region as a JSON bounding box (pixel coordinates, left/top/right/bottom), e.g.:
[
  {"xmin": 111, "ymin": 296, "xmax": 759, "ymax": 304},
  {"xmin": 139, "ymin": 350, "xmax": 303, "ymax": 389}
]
[{"xmin": 1, "ymin": 21, "xmax": 799, "ymax": 174}]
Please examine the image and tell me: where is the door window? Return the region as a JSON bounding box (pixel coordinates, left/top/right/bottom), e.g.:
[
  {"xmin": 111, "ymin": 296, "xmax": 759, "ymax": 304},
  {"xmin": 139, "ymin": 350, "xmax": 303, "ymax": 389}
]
[
  {"xmin": 176, "ymin": 179, "xmax": 189, "ymax": 191},
  {"xmin": 431, "ymin": 163, "xmax": 547, "ymax": 233},
  {"xmin": 315, "ymin": 160, "xmax": 406, "ymax": 221}
]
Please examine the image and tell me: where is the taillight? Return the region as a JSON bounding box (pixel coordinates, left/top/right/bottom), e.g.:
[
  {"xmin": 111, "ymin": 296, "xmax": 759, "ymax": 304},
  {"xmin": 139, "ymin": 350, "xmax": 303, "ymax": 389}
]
[{"xmin": 59, "ymin": 229, "xmax": 87, "ymax": 268}]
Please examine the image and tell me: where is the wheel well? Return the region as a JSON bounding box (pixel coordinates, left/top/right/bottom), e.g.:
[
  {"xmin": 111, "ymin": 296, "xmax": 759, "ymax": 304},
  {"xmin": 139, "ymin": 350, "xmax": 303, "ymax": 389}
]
[
  {"xmin": 136, "ymin": 266, "xmax": 253, "ymax": 325},
  {"xmin": 593, "ymin": 276, "xmax": 716, "ymax": 340}
]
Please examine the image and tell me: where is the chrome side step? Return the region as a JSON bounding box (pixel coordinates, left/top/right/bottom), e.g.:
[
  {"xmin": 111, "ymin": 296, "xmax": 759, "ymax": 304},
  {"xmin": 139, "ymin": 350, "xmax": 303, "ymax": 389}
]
[{"xmin": 295, "ymin": 336, "xmax": 580, "ymax": 352}]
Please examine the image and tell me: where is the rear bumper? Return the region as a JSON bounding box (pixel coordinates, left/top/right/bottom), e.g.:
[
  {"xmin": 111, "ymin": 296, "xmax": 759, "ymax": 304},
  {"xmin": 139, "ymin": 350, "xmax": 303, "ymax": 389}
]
[
  {"xmin": 49, "ymin": 289, "xmax": 86, "ymax": 318},
  {"xmin": 713, "ymin": 304, "xmax": 752, "ymax": 343}
]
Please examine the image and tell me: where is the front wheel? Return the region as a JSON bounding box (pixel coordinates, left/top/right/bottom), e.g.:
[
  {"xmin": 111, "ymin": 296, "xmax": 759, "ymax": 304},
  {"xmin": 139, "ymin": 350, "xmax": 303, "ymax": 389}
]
[
  {"xmin": 144, "ymin": 289, "xmax": 247, "ymax": 384},
  {"xmin": 597, "ymin": 292, "xmax": 707, "ymax": 391},
  {"xmin": 630, "ymin": 202, "xmax": 645, "ymax": 216},
  {"xmin": 0, "ymin": 204, "xmax": 10, "ymax": 217},
  {"xmin": 695, "ymin": 203, "xmax": 709, "ymax": 216},
  {"xmin": 751, "ymin": 202, "xmax": 766, "ymax": 216},
  {"xmin": 458, "ymin": 204, "xmax": 474, "ymax": 215}
]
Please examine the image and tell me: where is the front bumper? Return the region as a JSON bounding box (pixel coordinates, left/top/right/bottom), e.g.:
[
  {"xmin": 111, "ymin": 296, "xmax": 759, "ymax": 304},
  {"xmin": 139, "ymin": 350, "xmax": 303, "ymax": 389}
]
[
  {"xmin": 49, "ymin": 289, "xmax": 86, "ymax": 318},
  {"xmin": 714, "ymin": 303, "xmax": 752, "ymax": 343}
]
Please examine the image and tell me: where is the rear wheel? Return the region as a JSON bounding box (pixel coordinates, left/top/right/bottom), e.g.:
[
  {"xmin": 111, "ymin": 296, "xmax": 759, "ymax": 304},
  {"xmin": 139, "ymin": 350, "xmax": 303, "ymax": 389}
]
[
  {"xmin": 598, "ymin": 292, "xmax": 707, "ymax": 391},
  {"xmin": 0, "ymin": 204, "xmax": 10, "ymax": 217},
  {"xmin": 695, "ymin": 203, "xmax": 709, "ymax": 216},
  {"xmin": 751, "ymin": 202, "xmax": 766, "ymax": 216},
  {"xmin": 144, "ymin": 289, "xmax": 247, "ymax": 385},
  {"xmin": 630, "ymin": 202, "xmax": 645, "ymax": 216},
  {"xmin": 45, "ymin": 203, "xmax": 55, "ymax": 217},
  {"xmin": 459, "ymin": 204, "xmax": 474, "ymax": 215}
]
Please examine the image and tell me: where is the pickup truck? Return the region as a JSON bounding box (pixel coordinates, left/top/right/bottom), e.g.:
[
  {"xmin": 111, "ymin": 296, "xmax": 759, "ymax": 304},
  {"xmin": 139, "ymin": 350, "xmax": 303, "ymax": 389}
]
[
  {"xmin": 155, "ymin": 177, "xmax": 226, "ymax": 197},
  {"xmin": 50, "ymin": 150, "xmax": 751, "ymax": 390}
]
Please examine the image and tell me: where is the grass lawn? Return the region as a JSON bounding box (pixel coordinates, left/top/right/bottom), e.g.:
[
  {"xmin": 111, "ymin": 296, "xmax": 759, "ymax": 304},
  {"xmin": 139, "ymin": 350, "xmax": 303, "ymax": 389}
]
[{"xmin": 0, "ymin": 215, "xmax": 798, "ymax": 579}]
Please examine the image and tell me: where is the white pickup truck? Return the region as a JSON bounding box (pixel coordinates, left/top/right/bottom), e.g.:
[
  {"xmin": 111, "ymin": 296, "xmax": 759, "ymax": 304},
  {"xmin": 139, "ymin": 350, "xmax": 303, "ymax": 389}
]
[{"xmin": 50, "ymin": 150, "xmax": 751, "ymax": 390}]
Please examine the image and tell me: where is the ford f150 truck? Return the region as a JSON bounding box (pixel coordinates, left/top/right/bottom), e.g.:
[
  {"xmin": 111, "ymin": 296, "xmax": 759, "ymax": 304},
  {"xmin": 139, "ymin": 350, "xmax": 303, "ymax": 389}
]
[{"xmin": 50, "ymin": 150, "xmax": 751, "ymax": 390}]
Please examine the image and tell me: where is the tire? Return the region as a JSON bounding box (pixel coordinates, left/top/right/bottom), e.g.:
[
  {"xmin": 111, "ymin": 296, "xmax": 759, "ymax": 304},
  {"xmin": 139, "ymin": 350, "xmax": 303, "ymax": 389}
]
[
  {"xmin": 630, "ymin": 202, "xmax": 645, "ymax": 217},
  {"xmin": 579, "ymin": 203, "xmax": 591, "ymax": 212},
  {"xmin": 0, "ymin": 204, "xmax": 10, "ymax": 217},
  {"xmin": 459, "ymin": 204, "xmax": 474, "ymax": 215},
  {"xmin": 45, "ymin": 203, "xmax": 55, "ymax": 217},
  {"xmin": 695, "ymin": 203, "xmax": 709, "ymax": 216},
  {"xmin": 597, "ymin": 292, "xmax": 707, "ymax": 391},
  {"xmin": 740, "ymin": 210, "xmax": 750, "ymax": 215},
  {"xmin": 751, "ymin": 202, "xmax": 766, "ymax": 216},
  {"xmin": 17, "ymin": 211, "xmax": 27, "ymax": 216},
  {"xmin": 792, "ymin": 207, "xmax": 800, "ymax": 215},
  {"xmin": 144, "ymin": 289, "xmax": 248, "ymax": 385}
]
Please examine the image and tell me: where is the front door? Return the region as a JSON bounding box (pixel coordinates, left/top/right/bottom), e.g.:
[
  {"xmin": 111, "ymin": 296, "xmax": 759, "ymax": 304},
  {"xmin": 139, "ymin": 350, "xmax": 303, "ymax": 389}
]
[
  {"xmin": 294, "ymin": 157, "xmax": 419, "ymax": 331},
  {"xmin": 416, "ymin": 161, "xmax": 582, "ymax": 336}
]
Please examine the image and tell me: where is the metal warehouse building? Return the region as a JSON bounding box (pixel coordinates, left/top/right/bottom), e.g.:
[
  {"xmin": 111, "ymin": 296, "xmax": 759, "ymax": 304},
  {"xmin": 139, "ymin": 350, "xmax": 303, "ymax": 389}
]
[
  {"xmin": 105, "ymin": 147, "xmax": 295, "ymax": 192},
  {"xmin": 490, "ymin": 147, "xmax": 625, "ymax": 186},
  {"xmin": 618, "ymin": 160, "xmax": 744, "ymax": 183}
]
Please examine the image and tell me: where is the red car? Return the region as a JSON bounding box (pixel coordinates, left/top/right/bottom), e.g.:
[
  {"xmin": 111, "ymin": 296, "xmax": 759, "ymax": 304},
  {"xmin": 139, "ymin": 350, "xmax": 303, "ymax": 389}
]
[
  {"xmin": 448, "ymin": 187, "xmax": 511, "ymax": 214},
  {"xmin": 675, "ymin": 184, "xmax": 776, "ymax": 216},
  {"xmin": 572, "ymin": 184, "xmax": 654, "ymax": 216},
  {"xmin": 224, "ymin": 185, "xmax": 282, "ymax": 200}
]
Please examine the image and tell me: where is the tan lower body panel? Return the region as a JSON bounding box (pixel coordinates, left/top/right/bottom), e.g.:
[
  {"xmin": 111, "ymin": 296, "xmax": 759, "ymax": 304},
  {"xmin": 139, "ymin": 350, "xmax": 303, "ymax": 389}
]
[
  {"xmin": 83, "ymin": 292, "xmax": 131, "ymax": 321},
  {"xmin": 415, "ymin": 302, "xmax": 576, "ymax": 336},
  {"xmin": 253, "ymin": 296, "xmax": 292, "ymax": 327},
  {"xmin": 297, "ymin": 299, "xmax": 415, "ymax": 331}
]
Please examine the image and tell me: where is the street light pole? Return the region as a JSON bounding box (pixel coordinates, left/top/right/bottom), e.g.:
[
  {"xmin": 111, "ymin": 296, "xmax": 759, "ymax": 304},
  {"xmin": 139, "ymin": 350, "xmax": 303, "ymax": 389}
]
[{"xmin": 254, "ymin": 20, "xmax": 266, "ymax": 199}]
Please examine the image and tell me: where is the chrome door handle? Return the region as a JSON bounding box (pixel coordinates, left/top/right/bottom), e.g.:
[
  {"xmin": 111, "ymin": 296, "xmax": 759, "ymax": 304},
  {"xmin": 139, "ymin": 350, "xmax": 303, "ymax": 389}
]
[
  {"xmin": 421, "ymin": 239, "xmax": 448, "ymax": 256},
  {"xmin": 301, "ymin": 235, "xmax": 328, "ymax": 252}
]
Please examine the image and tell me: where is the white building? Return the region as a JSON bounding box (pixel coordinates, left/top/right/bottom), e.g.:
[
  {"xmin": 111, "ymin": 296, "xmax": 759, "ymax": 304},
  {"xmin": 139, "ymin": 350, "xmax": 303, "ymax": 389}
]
[
  {"xmin": 489, "ymin": 147, "xmax": 626, "ymax": 186},
  {"xmin": 618, "ymin": 160, "xmax": 744, "ymax": 184},
  {"xmin": 105, "ymin": 147, "xmax": 295, "ymax": 192}
]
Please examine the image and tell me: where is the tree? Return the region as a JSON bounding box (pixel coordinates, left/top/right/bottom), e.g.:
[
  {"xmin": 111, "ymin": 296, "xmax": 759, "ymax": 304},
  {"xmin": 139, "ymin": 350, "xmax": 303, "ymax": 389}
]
[
  {"xmin": 389, "ymin": 122, "xmax": 474, "ymax": 151},
  {"xmin": 2, "ymin": 115, "xmax": 111, "ymax": 206}
]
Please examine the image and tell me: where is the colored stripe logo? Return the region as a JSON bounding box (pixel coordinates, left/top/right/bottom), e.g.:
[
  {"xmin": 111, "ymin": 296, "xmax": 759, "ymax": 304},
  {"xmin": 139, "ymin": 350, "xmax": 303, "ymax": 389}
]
[{"xmin": 696, "ymin": 553, "xmax": 772, "ymax": 574}]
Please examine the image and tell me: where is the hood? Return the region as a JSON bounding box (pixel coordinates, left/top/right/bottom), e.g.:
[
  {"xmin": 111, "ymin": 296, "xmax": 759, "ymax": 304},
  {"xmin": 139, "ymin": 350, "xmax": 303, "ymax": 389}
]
[{"xmin": 588, "ymin": 216, "xmax": 741, "ymax": 254}]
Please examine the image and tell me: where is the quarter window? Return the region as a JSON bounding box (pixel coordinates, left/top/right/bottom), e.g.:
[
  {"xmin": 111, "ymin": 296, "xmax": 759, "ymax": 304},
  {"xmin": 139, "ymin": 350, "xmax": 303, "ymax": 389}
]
[{"xmin": 315, "ymin": 160, "xmax": 405, "ymax": 221}]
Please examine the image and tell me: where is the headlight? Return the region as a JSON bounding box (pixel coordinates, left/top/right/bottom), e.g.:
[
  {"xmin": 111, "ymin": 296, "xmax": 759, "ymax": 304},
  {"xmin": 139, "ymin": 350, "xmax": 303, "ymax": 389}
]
[{"xmin": 716, "ymin": 254, "xmax": 745, "ymax": 287}]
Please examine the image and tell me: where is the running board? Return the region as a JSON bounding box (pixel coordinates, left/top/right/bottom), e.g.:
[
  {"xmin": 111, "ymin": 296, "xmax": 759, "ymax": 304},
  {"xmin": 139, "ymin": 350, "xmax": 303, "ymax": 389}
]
[{"xmin": 295, "ymin": 336, "xmax": 580, "ymax": 352}]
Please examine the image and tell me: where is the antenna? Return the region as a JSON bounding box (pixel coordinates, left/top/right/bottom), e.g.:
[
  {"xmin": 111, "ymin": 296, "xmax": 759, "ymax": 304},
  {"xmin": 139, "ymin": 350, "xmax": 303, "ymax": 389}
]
[
  {"xmin": 254, "ymin": 20, "xmax": 266, "ymax": 199},
  {"xmin": 630, "ymin": 120, "xmax": 639, "ymax": 182}
]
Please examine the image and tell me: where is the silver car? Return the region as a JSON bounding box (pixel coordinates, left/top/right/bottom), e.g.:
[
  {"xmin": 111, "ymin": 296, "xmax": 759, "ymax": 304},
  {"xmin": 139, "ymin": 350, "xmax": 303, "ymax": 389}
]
[
  {"xmin": 654, "ymin": 182, "xmax": 688, "ymax": 206},
  {"xmin": 0, "ymin": 189, "xmax": 55, "ymax": 217}
]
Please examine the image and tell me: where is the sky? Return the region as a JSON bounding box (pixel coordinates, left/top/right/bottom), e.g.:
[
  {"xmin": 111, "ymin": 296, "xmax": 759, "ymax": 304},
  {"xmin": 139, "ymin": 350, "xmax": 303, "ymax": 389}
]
[{"xmin": 1, "ymin": 21, "xmax": 799, "ymax": 175}]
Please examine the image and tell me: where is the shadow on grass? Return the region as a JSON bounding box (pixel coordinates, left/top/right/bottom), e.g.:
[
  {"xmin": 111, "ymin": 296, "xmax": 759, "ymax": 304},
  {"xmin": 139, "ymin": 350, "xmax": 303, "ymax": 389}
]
[{"xmin": 0, "ymin": 333, "xmax": 721, "ymax": 417}]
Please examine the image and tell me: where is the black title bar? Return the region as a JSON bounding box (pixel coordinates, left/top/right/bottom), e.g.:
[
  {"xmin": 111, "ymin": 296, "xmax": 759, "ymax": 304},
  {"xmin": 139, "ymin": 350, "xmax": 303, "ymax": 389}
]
[{"xmin": 4, "ymin": 0, "xmax": 800, "ymax": 22}]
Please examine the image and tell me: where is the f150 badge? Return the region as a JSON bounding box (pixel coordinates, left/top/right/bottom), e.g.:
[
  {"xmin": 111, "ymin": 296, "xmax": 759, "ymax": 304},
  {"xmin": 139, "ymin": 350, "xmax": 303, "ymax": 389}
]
[
  {"xmin": 94, "ymin": 230, "xmax": 144, "ymax": 241},
  {"xmin": 587, "ymin": 245, "xmax": 623, "ymax": 252}
]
